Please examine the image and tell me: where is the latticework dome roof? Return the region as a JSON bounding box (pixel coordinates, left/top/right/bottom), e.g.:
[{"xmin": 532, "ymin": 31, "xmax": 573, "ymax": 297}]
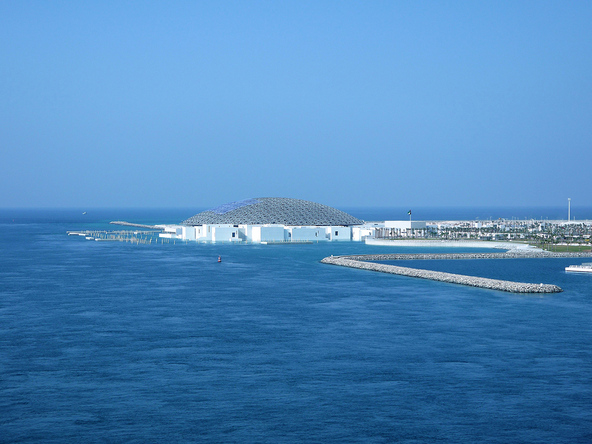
[{"xmin": 182, "ymin": 198, "xmax": 362, "ymax": 226}]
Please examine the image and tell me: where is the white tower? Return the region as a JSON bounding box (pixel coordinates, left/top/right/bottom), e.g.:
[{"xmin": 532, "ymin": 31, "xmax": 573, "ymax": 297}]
[{"xmin": 568, "ymin": 198, "xmax": 571, "ymax": 221}]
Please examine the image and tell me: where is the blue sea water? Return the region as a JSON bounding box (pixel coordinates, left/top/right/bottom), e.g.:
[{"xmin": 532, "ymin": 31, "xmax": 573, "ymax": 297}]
[{"xmin": 1, "ymin": 208, "xmax": 592, "ymax": 443}]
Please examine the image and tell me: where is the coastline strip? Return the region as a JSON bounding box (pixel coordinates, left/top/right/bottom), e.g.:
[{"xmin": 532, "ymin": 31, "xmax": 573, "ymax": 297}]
[
  {"xmin": 110, "ymin": 221, "xmax": 163, "ymax": 229},
  {"xmin": 319, "ymin": 252, "xmax": 592, "ymax": 293},
  {"xmin": 340, "ymin": 251, "xmax": 592, "ymax": 261}
]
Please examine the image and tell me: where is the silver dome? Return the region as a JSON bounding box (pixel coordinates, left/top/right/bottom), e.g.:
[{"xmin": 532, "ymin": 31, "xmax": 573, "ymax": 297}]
[{"xmin": 182, "ymin": 197, "xmax": 362, "ymax": 226}]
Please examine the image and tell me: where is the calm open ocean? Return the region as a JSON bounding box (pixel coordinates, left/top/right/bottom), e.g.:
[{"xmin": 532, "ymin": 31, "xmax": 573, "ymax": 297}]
[{"xmin": 1, "ymin": 208, "xmax": 591, "ymax": 443}]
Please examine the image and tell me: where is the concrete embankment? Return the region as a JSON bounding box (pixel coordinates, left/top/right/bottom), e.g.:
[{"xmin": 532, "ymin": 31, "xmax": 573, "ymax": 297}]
[
  {"xmin": 320, "ymin": 251, "xmax": 592, "ymax": 293},
  {"xmin": 110, "ymin": 221, "xmax": 162, "ymax": 229}
]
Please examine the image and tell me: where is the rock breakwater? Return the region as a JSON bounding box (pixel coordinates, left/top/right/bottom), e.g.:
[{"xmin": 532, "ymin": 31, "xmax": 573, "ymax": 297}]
[{"xmin": 320, "ymin": 251, "xmax": 592, "ymax": 293}]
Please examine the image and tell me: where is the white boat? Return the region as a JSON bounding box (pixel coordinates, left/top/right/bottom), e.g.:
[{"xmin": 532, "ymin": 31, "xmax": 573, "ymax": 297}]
[{"xmin": 565, "ymin": 263, "xmax": 592, "ymax": 273}]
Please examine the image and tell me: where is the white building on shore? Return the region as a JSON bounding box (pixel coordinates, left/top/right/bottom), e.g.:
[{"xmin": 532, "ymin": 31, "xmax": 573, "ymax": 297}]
[
  {"xmin": 158, "ymin": 197, "xmax": 434, "ymax": 244},
  {"xmin": 159, "ymin": 197, "xmax": 366, "ymax": 244},
  {"xmin": 380, "ymin": 220, "xmax": 427, "ymax": 238},
  {"xmin": 160, "ymin": 223, "xmax": 358, "ymax": 243}
]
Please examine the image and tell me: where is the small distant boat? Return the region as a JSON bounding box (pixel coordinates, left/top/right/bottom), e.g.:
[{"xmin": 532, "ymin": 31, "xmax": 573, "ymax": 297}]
[
  {"xmin": 218, "ymin": 256, "xmax": 222, "ymax": 263},
  {"xmin": 565, "ymin": 263, "xmax": 592, "ymax": 273},
  {"xmin": 82, "ymin": 212, "xmax": 87, "ymax": 215}
]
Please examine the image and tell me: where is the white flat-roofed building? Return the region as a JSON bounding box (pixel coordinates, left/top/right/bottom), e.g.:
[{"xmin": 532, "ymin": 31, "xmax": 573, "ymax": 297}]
[
  {"xmin": 329, "ymin": 226, "xmax": 351, "ymax": 241},
  {"xmin": 211, "ymin": 225, "xmax": 241, "ymax": 243},
  {"xmin": 352, "ymin": 225, "xmax": 376, "ymax": 241},
  {"xmin": 251, "ymin": 225, "xmax": 286, "ymax": 243},
  {"xmin": 376, "ymin": 220, "xmax": 427, "ymax": 238},
  {"xmin": 289, "ymin": 226, "xmax": 326, "ymax": 242},
  {"xmin": 160, "ymin": 225, "xmax": 183, "ymax": 239}
]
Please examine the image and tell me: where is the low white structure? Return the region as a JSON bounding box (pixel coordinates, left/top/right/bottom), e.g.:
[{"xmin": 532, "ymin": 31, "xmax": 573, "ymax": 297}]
[
  {"xmin": 376, "ymin": 220, "xmax": 427, "ymax": 238},
  {"xmin": 160, "ymin": 223, "xmax": 355, "ymax": 243},
  {"xmin": 352, "ymin": 223, "xmax": 381, "ymax": 241}
]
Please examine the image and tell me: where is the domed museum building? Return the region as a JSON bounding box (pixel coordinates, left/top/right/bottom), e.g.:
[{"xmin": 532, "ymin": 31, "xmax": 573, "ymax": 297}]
[{"xmin": 159, "ymin": 197, "xmax": 372, "ymax": 243}]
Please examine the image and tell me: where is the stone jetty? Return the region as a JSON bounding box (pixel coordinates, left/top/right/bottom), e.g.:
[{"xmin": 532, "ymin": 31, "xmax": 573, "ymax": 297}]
[
  {"xmin": 320, "ymin": 251, "xmax": 592, "ymax": 293},
  {"xmin": 110, "ymin": 221, "xmax": 163, "ymax": 229}
]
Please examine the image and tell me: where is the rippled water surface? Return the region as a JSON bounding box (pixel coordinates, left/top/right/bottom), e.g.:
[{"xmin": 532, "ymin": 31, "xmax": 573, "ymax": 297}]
[{"xmin": 1, "ymin": 209, "xmax": 591, "ymax": 443}]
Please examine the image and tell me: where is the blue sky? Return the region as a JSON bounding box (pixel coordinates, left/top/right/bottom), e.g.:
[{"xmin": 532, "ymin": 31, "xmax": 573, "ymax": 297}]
[{"xmin": 1, "ymin": 1, "xmax": 591, "ymax": 209}]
